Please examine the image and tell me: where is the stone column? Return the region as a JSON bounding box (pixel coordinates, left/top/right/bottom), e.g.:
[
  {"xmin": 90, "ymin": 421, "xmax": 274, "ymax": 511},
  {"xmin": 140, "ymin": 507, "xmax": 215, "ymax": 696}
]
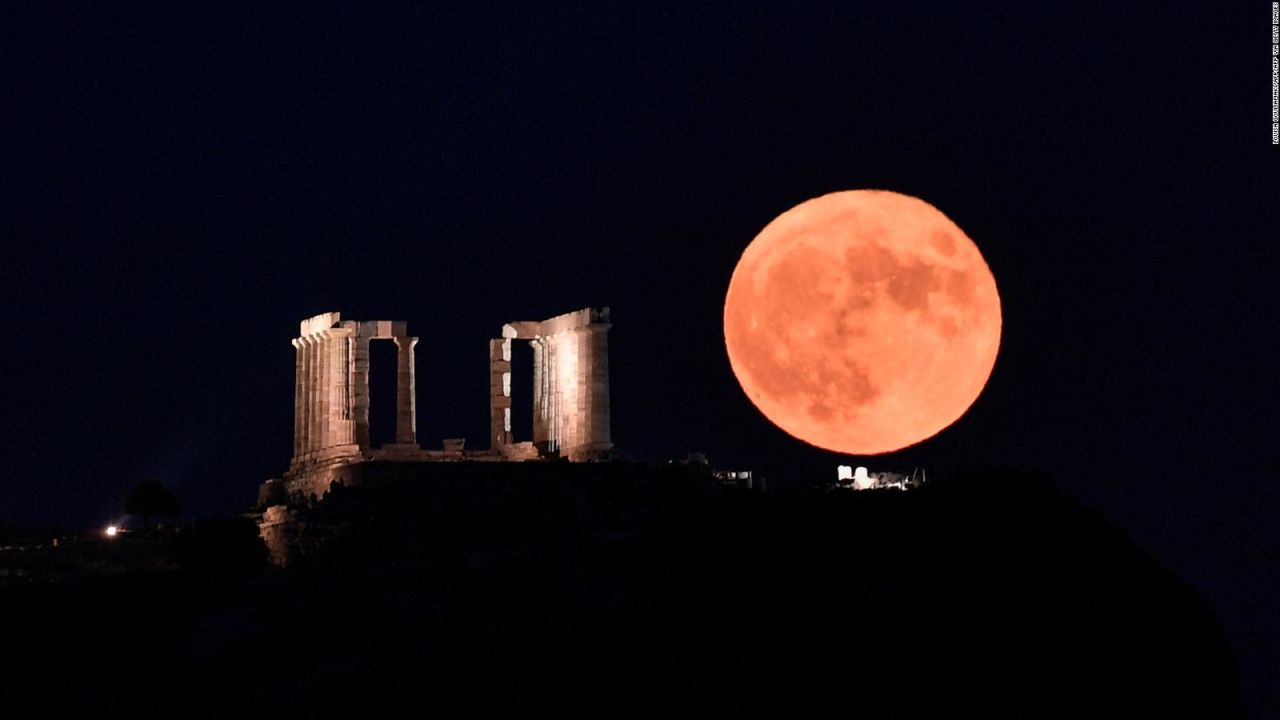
[
  {"xmin": 326, "ymin": 332, "xmax": 343, "ymax": 449},
  {"xmin": 292, "ymin": 338, "xmax": 304, "ymax": 460},
  {"xmin": 489, "ymin": 338, "xmax": 512, "ymax": 448},
  {"xmin": 394, "ymin": 336, "xmax": 418, "ymax": 445},
  {"xmin": 339, "ymin": 335, "xmax": 354, "ymax": 445},
  {"xmin": 352, "ymin": 336, "xmax": 371, "ymax": 450},
  {"xmin": 583, "ymin": 324, "xmax": 611, "ymax": 449},
  {"xmin": 531, "ymin": 338, "xmax": 545, "ymax": 448},
  {"xmin": 546, "ymin": 334, "xmax": 560, "ymax": 454},
  {"xmin": 330, "ymin": 333, "xmax": 347, "ymax": 447},
  {"xmin": 305, "ymin": 336, "xmax": 320, "ymax": 458},
  {"xmin": 317, "ymin": 332, "xmax": 331, "ymax": 452},
  {"xmin": 562, "ymin": 330, "xmax": 582, "ymax": 450},
  {"xmin": 295, "ymin": 335, "xmax": 308, "ymax": 453}
]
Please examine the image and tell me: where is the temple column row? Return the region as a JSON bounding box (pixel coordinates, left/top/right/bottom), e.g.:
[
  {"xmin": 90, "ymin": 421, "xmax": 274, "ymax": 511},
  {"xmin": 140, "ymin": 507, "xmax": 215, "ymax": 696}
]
[
  {"xmin": 290, "ymin": 314, "xmax": 429, "ymax": 472},
  {"xmin": 292, "ymin": 329, "xmax": 360, "ymax": 465},
  {"xmin": 340, "ymin": 333, "xmax": 420, "ymax": 453},
  {"xmin": 529, "ymin": 325, "xmax": 610, "ymax": 455},
  {"xmin": 480, "ymin": 312, "xmax": 616, "ymax": 457}
]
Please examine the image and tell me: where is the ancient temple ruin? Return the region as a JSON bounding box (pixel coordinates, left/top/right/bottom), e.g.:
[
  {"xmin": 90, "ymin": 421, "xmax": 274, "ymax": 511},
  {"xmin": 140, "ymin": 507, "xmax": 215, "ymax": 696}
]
[
  {"xmin": 267, "ymin": 307, "xmax": 612, "ymax": 506},
  {"xmin": 288, "ymin": 312, "xmax": 421, "ymax": 477},
  {"xmin": 489, "ymin": 307, "xmax": 613, "ymax": 462}
]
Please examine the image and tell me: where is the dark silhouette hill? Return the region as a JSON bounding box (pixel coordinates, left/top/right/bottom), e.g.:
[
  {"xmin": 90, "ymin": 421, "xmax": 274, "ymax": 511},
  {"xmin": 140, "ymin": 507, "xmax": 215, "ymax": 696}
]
[{"xmin": 0, "ymin": 464, "xmax": 1238, "ymax": 718}]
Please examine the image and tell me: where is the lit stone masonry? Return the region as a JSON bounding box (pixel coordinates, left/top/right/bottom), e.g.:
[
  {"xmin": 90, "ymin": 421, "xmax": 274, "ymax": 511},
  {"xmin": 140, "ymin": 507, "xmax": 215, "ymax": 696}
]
[
  {"xmin": 490, "ymin": 307, "xmax": 613, "ymax": 462},
  {"xmin": 287, "ymin": 312, "xmax": 422, "ymax": 478},
  {"xmin": 264, "ymin": 308, "xmax": 613, "ymax": 519},
  {"xmin": 259, "ymin": 307, "xmax": 613, "ymax": 564}
]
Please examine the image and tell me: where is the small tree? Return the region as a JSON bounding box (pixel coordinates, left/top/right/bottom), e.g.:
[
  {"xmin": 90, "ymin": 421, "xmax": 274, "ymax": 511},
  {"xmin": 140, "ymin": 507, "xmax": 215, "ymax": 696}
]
[{"xmin": 124, "ymin": 480, "xmax": 180, "ymax": 529}]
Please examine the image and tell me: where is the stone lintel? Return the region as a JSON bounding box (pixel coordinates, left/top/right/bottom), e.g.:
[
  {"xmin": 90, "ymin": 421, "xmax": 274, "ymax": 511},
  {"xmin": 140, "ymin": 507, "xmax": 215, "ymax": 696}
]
[{"xmin": 356, "ymin": 319, "xmax": 409, "ymax": 339}]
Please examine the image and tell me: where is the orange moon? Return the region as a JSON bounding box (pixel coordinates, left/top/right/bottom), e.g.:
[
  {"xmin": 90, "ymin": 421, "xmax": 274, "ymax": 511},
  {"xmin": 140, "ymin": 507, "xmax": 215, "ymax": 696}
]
[{"xmin": 723, "ymin": 190, "xmax": 1001, "ymax": 455}]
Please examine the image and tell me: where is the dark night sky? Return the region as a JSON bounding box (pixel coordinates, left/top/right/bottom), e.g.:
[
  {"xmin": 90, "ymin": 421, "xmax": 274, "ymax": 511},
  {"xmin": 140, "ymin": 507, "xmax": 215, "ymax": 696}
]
[{"xmin": 3, "ymin": 2, "xmax": 1277, "ymax": 714}]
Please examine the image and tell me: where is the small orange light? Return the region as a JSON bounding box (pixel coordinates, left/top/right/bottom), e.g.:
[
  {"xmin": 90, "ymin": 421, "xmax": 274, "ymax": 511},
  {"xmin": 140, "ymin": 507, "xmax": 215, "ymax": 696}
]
[{"xmin": 105, "ymin": 525, "xmax": 118, "ymax": 537}]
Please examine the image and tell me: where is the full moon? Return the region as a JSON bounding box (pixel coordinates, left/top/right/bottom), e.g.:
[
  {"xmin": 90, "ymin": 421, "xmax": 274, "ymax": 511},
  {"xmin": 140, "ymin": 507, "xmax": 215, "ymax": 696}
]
[{"xmin": 723, "ymin": 190, "xmax": 1001, "ymax": 455}]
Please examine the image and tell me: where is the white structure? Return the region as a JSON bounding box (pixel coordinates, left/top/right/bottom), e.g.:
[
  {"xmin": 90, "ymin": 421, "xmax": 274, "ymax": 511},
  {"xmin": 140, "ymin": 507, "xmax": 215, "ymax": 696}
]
[{"xmin": 837, "ymin": 465, "xmax": 925, "ymax": 491}]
